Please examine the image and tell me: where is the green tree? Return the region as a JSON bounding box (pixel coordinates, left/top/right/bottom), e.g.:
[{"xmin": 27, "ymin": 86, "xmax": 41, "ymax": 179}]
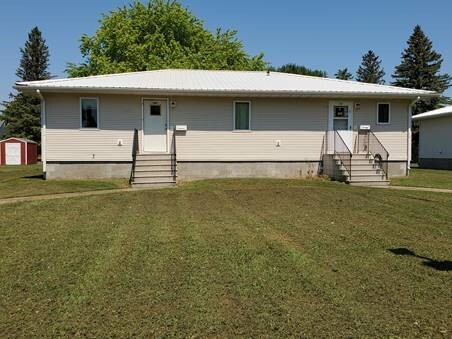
[
  {"xmin": 276, "ymin": 63, "xmax": 327, "ymax": 77},
  {"xmin": 1, "ymin": 27, "xmax": 51, "ymax": 143},
  {"xmin": 66, "ymin": 1, "xmax": 266, "ymax": 76},
  {"xmin": 335, "ymin": 68, "xmax": 353, "ymax": 80},
  {"xmin": 392, "ymin": 25, "xmax": 451, "ymax": 114},
  {"xmin": 356, "ymin": 50, "xmax": 385, "ymax": 84}
]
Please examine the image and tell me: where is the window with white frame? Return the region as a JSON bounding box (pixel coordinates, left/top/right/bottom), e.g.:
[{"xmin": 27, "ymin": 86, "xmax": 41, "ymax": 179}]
[
  {"xmin": 234, "ymin": 101, "xmax": 250, "ymax": 130},
  {"xmin": 81, "ymin": 98, "xmax": 99, "ymax": 128},
  {"xmin": 377, "ymin": 103, "xmax": 390, "ymax": 124}
]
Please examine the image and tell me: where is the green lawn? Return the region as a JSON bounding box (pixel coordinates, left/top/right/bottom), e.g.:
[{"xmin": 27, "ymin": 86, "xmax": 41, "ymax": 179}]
[
  {"xmin": 0, "ymin": 179, "xmax": 450, "ymax": 337},
  {"xmin": 392, "ymin": 168, "xmax": 452, "ymax": 190},
  {"xmin": 0, "ymin": 163, "xmax": 129, "ymax": 199}
]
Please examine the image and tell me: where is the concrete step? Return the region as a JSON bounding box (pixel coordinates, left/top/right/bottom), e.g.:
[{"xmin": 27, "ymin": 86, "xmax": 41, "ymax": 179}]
[
  {"xmin": 135, "ymin": 159, "xmax": 173, "ymax": 166},
  {"xmin": 351, "ymin": 153, "xmax": 373, "ymax": 160},
  {"xmin": 339, "ymin": 167, "xmax": 383, "ymax": 175},
  {"xmin": 132, "ymin": 182, "xmax": 176, "ymax": 189},
  {"xmin": 349, "ymin": 180, "xmax": 390, "ymax": 187},
  {"xmin": 334, "ymin": 158, "xmax": 374, "ymax": 166},
  {"xmin": 346, "ymin": 174, "xmax": 386, "ymax": 181},
  {"xmin": 136, "ymin": 153, "xmax": 174, "ymax": 160},
  {"xmin": 133, "ymin": 171, "xmax": 176, "ymax": 178},
  {"xmin": 132, "ymin": 175, "xmax": 176, "ymax": 184},
  {"xmin": 348, "ymin": 169, "xmax": 383, "ymax": 176},
  {"xmin": 134, "ymin": 164, "xmax": 174, "ymax": 171}
]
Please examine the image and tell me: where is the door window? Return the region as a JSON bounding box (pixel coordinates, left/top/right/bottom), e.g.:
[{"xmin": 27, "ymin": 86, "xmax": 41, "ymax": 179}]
[
  {"xmin": 333, "ymin": 105, "xmax": 349, "ymax": 130},
  {"xmin": 150, "ymin": 104, "xmax": 161, "ymax": 116}
]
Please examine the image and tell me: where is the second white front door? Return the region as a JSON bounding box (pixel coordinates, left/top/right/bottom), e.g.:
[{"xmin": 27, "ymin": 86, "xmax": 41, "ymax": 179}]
[
  {"xmin": 328, "ymin": 101, "xmax": 354, "ymax": 152},
  {"xmin": 143, "ymin": 99, "xmax": 168, "ymax": 152}
]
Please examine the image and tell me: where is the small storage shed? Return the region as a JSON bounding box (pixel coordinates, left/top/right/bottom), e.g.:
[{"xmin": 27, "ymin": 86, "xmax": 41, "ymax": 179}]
[{"xmin": 0, "ymin": 137, "xmax": 38, "ymax": 165}]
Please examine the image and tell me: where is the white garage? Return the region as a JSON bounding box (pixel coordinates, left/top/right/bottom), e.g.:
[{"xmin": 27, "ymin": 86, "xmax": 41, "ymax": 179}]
[{"xmin": 413, "ymin": 105, "xmax": 452, "ymax": 169}]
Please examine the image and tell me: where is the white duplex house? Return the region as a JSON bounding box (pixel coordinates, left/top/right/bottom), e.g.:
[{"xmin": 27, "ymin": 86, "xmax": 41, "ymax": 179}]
[{"xmin": 15, "ymin": 69, "xmax": 436, "ymax": 186}]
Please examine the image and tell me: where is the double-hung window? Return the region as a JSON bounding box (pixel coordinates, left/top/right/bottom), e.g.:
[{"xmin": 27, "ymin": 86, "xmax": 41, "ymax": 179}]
[
  {"xmin": 234, "ymin": 101, "xmax": 251, "ymax": 131},
  {"xmin": 377, "ymin": 103, "xmax": 390, "ymax": 124},
  {"xmin": 81, "ymin": 98, "xmax": 99, "ymax": 128}
]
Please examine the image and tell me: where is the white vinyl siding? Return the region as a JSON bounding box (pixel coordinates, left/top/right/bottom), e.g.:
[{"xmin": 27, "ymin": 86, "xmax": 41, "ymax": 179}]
[{"xmin": 419, "ymin": 115, "xmax": 452, "ymax": 158}]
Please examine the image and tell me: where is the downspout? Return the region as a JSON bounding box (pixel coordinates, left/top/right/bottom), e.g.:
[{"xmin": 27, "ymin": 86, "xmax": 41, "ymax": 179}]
[
  {"xmin": 36, "ymin": 89, "xmax": 46, "ymax": 177},
  {"xmin": 407, "ymin": 96, "xmax": 420, "ymax": 175}
]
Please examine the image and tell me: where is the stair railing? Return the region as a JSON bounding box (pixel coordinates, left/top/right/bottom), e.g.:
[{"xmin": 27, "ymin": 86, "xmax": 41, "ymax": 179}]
[
  {"xmin": 334, "ymin": 131, "xmax": 352, "ymax": 181},
  {"xmin": 171, "ymin": 127, "xmax": 177, "ymax": 179},
  {"xmin": 129, "ymin": 128, "xmax": 139, "ymax": 185},
  {"xmin": 358, "ymin": 130, "xmax": 389, "ymax": 179}
]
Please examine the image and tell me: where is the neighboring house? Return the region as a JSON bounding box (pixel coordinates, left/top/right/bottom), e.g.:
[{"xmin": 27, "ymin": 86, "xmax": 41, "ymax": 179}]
[
  {"xmin": 413, "ymin": 105, "xmax": 452, "ymax": 169},
  {"xmin": 15, "ymin": 69, "xmax": 436, "ymax": 186},
  {"xmin": 0, "ymin": 120, "xmax": 5, "ymax": 138}
]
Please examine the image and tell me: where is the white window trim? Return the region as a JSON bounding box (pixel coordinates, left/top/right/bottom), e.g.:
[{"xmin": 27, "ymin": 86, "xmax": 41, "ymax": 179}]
[
  {"xmin": 233, "ymin": 100, "xmax": 251, "ymax": 132},
  {"xmin": 80, "ymin": 97, "xmax": 99, "ymax": 129},
  {"xmin": 376, "ymin": 102, "xmax": 391, "ymax": 125}
]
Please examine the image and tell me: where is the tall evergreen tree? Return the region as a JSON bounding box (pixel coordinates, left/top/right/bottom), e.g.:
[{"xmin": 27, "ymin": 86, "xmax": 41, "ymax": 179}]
[
  {"xmin": 277, "ymin": 63, "xmax": 327, "ymax": 77},
  {"xmin": 392, "ymin": 25, "xmax": 451, "ymax": 114},
  {"xmin": 335, "ymin": 68, "xmax": 353, "ymax": 80},
  {"xmin": 1, "ymin": 27, "xmax": 51, "ymax": 143},
  {"xmin": 356, "ymin": 50, "xmax": 385, "ymax": 84}
]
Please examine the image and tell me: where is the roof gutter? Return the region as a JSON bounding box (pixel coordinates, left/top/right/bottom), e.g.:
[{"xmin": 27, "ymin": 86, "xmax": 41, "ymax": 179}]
[
  {"xmin": 407, "ymin": 96, "xmax": 421, "ymax": 173},
  {"xmin": 14, "ymin": 85, "xmax": 438, "ymax": 99}
]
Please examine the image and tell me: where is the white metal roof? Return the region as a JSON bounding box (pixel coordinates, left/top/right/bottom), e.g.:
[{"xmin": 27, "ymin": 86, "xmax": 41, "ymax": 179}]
[
  {"xmin": 412, "ymin": 105, "xmax": 452, "ymax": 120},
  {"xmin": 15, "ymin": 69, "xmax": 437, "ymax": 98}
]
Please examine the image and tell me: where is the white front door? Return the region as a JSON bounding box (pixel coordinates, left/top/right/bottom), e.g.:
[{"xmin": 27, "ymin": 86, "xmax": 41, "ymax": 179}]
[
  {"xmin": 143, "ymin": 99, "xmax": 168, "ymax": 152},
  {"xmin": 328, "ymin": 101, "xmax": 354, "ymax": 153},
  {"xmin": 6, "ymin": 143, "xmax": 21, "ymax": 165}
]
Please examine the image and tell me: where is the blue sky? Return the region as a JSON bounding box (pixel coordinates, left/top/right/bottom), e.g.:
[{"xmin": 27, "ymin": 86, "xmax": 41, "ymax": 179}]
[{"xmin": 1, "ymin": 0, "xmax": 451, "ymax": 104}]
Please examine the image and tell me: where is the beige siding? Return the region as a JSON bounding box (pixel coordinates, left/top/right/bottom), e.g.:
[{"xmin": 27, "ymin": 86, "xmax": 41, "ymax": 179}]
[
  {"xmin": 46, "ymin": 93, "xmax": 141, "ymax": 161},
  {"xmin": 419, "ymin": 115, "xmax": 452, "ymax": 158},
  {"xmin": 169, "ymin": 97, "xmax": 327, "ymax": 161},
  {"xmin": 44, "ymin": 93, "xmax": 409, "ymax": 162},
  {"xmin": 354, "ymin": 100, "xmax": 409, "ymax": 160}
]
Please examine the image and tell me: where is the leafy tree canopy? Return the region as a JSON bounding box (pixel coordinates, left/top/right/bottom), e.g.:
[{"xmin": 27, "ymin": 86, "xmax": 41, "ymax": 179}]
[
  {"xmin": 392, "ymin": 25, "xmax": 451, "ymax": 113},
  {"xmin": 66, "ymin": 0, "xmax": 266, "ymax": 76},
  {"xmin": 356, "ymin": 50, "xmax": 385, "ymax": 84},
  {"xmin": 276, "ymin": 63, "xmax": 327, "ymax": 77},
  {"xmin": 1, "ymin": 26, "xmax": 51, "ymax": 143},
  {"xmin": 335, "ymin": 68, "xmax": 353, "ymax": 80}
]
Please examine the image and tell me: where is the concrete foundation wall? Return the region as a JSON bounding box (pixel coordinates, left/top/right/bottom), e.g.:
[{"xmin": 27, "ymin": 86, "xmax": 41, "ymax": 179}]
[
  {"xmin": 46, "ymin": 162, "xmax": 132, "ymax": 179},
  {"xmin": 177, "ymin": 161, "xmax": 320, "ymax": 181},
  {"xmin": 322, "ymin": 155, "xmax": 342, "ymax": 180},
  {"xmin": 387, "ymin": 161, "xmax": 408, "ymax": 177},
  {"xmin": 419, "ymin": 158, "xmax": 452, "ymax": 170},
  {"xmin": 45, "ymin": 159, "xmax": 405, "ymax": 180}
]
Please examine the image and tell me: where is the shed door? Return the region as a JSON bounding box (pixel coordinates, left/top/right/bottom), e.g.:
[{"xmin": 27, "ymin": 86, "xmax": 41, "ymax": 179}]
[{"xmin": 6, "ymin": 143, "xmax": 21, "ymax": 165}]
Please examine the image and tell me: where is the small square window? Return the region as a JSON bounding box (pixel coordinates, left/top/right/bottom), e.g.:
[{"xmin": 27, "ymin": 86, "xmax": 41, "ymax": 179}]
[
  {"xmin": 150, "ymin": 105, "xmax": 161, "ymax": 116},
  {"xmin": 234, "ymin": 102, "xmax": 250, "ymax": 130},
  {"xmin": 81, "ymin": 98, "xmax": 98, "ymax": 128},
  {"xmin": 334, "ymin": 106, "xmax": 349, "ymax": 118},
  {"xmin": 377, "ymin": 103, "xmax": 390, "ymax": 124}
]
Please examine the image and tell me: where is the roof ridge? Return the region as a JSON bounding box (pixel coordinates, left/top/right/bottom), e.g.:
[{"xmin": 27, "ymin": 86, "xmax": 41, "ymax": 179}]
[{"xmin": 270, "ymin": 71, "xmax": 434, "ymax": 93}]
